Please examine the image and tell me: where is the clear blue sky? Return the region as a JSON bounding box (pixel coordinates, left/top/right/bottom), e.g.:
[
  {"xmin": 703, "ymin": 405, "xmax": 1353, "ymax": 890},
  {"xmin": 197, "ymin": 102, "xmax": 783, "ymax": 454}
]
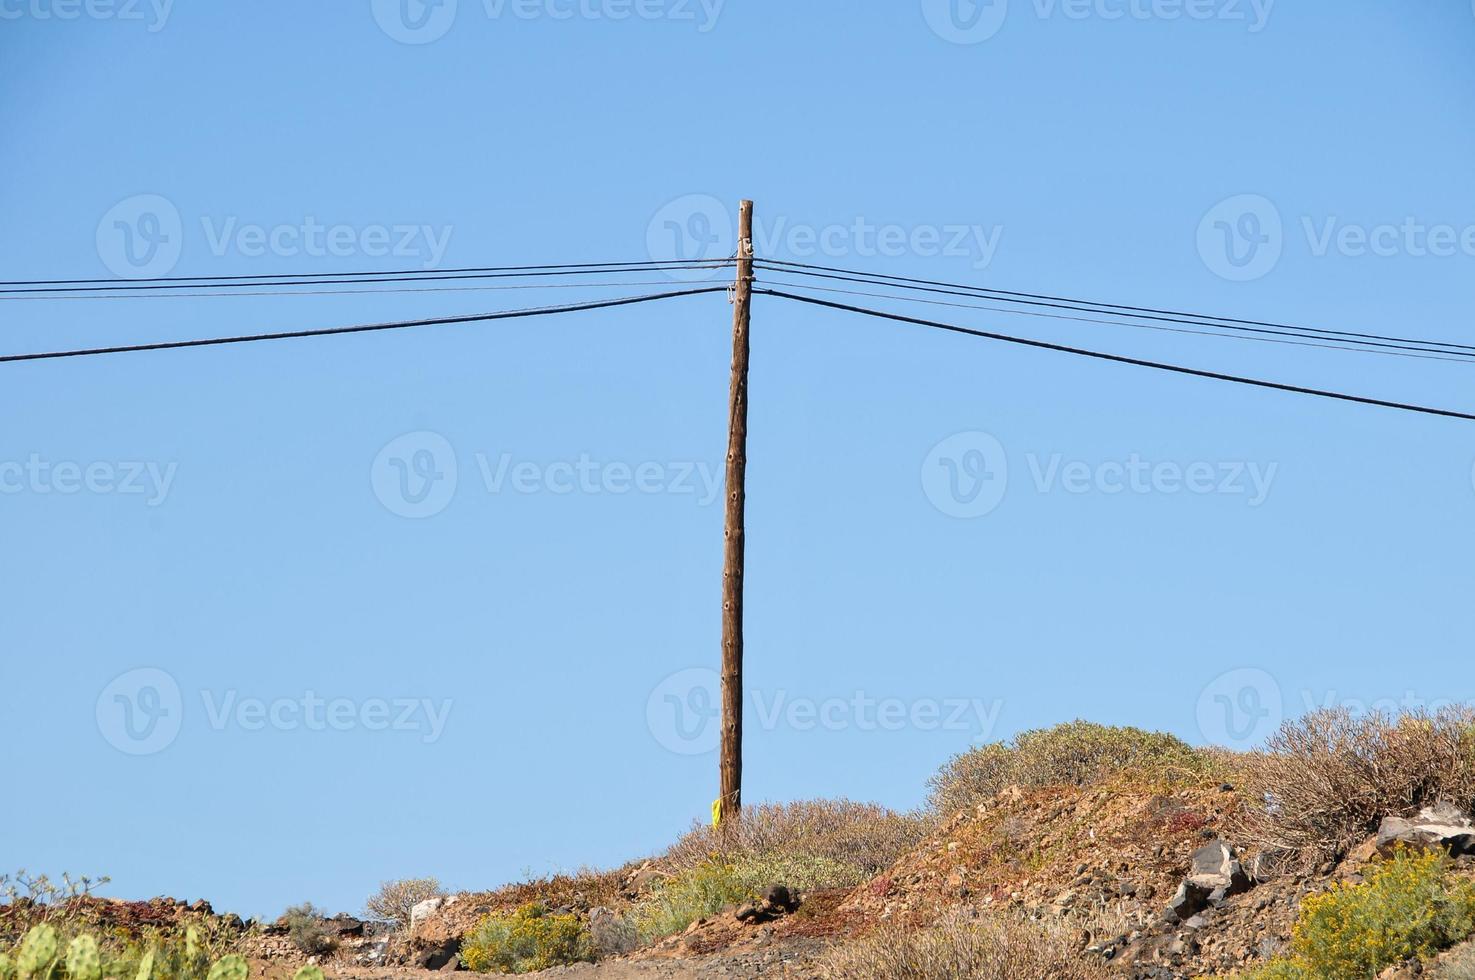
[{"xmin": 3, "ymin": 0, "xmax": 1473, "ymax": 920}]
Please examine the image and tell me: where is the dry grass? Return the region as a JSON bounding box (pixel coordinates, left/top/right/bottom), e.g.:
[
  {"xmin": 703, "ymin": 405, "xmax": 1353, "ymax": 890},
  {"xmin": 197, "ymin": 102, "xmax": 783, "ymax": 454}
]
[
  {"xmin": 814, "ymin": 913, "xmax": 1110, "ymax": 980},
  {"xmin": 663, "ymin": 800, "xmax": 932, "ymax": 888},
  {"xmin": 929, "ymin": 721, "xmax": 1221, "ymax": 816},
  {"xmin": 1437, "ymin": 942, "xmax": 1475, "ymax": 979},
  {"xmin": 481, "ymin": 867, "xmax": 630, "ymax": 914},
  {"xmin": 1235, "ymin": 707, "xmax": 1475, "ymax": 869}
]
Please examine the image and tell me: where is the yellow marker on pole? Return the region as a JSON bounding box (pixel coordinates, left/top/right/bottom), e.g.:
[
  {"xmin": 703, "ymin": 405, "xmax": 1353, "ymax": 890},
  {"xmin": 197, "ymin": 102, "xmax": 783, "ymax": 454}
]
[{"xmin": 711, "ymin": 797, "xmax": 722, "ymax": 828}]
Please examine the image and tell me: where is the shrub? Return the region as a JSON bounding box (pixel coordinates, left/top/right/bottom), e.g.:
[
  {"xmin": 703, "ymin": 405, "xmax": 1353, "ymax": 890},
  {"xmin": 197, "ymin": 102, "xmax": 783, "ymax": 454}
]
[
  {"xmin": 631, "ymin": 862, "xmax": 753, "ymax": 942},
  {"xmin": 663, "ymin": 800, "xmax": 930, "ymax": 889},
  {"xmin": 814, "ymin": 913, "xmax": 1109, "ymax": 979},
  {"xmin": 929, "ymin": 721, "xmax": 1217, "ymax": 814},
  {"xmin": 586, "ymin": 910, "xmax": 637, "ymax": 959},
  {"xmin": 1236, "ymin": 707, "xmax": 1475, "ymax": 868},
  {"xmin": 729, "ymin": 853, "xmax": 870, "ymax": 894},
  {"xmin": 363, "ymin": 878, "xmax": 445, "ymax": 930},
  {"xmin": 0, "ymin": 873, "xmax": 111, "ymax": 938},
  {"xmin": 1238, "ymin": 851, "xmax": 1475, "ymax": 980},
  {"xmin": 459, "ymin": 905, "xmax": 591, "ymax": 974},
  {"xmin": 279, "ymin": 904, "xmax": 336, "ymax": 957}
]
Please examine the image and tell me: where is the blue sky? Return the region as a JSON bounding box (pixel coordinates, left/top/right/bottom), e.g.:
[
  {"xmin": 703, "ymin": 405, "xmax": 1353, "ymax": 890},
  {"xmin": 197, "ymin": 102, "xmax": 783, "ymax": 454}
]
[{"xmin": 2, "ymin": 0, "xmax": 1473, "ymax": 919}]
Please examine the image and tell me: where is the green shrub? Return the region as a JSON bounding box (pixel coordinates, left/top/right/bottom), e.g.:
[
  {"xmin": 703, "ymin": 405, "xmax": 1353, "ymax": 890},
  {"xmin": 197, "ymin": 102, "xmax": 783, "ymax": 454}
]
[
  {"xmin": 730, "ymin": 853, "xmax": 869, "ymax": 894},
  {"xmin": 929, "ymin": 721, "xmax": 1216, "ymax": 814},
  {"xmin": 459, "ymin": 905, "xmax": 591, "ymax": 974},
  {"xmin": 632, "ymin": 862, "xmax": 754, "ymax": 942},
  {"xmin": 663, "ymin": 800, "xmax": 930, "ymax": 890},
  {"xmin": 279, "ymin": 904, "xmax": 335, "ymax": 958},
  {"xmin": 1239, "ymin": 851, "xmax": 1475, "ymax": 980}
]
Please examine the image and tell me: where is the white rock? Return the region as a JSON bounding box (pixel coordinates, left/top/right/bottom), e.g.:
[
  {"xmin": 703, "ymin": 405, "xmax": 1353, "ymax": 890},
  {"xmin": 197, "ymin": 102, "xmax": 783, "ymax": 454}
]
[{"xmin": 410, "ymin": 897, "xmax": 446, "ymax": 932}]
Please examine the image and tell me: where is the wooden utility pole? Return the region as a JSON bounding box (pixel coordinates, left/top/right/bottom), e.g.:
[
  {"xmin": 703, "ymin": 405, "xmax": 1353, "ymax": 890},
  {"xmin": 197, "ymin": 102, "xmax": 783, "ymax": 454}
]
[{"xmin": 719, "ymin": 200, "xmax": 754, "ymax": 828}]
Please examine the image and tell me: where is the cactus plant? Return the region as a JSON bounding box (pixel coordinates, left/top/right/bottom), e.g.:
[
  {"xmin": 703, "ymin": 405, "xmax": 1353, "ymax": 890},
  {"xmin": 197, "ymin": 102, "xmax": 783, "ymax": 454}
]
[
  {"xmin": 63, "ymin": 937, "xmax": 100, "ymax": 980},
  {"xmin": 16, "ymin": 925, "xmax": 59, "ymax": 980},
  {"xmin": 203, "ymin": 955, "xmax": 248, "ymax": 980},
  {"xmin": 291, "ymin": 967, "xmax": 323, "ymax": 980},
  {"xmin": 133, "ymin": 948, "xmax": 155, "ymax": 980}
]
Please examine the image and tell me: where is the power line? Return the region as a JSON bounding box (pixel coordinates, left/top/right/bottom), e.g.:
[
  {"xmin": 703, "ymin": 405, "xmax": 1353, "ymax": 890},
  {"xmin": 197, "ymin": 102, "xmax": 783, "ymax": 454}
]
[
  {"xmin": 758, "ymin": 278, "xmax": 1475, "ymax": 366},
  {"xmin": 0, "ymin": 258, "xmax": 733, "ymax": 288},
  {"xmin": 755, "ymin": 258, "xmax": 1475, "ymax": 357},
  {"xmin": 0, "ymin": 279, "xmax": 724, "ymax": 301},
  {"xmin": 756, "ymin": 288, "xmax": 1475, "ymax": 422},
  {"xmin": 0, "ymin": 262, "xmax": 734, "ymax": 296},
  {"xmin": 0, "ymin": 287, "xmax": 727, "ymax": 364}
]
